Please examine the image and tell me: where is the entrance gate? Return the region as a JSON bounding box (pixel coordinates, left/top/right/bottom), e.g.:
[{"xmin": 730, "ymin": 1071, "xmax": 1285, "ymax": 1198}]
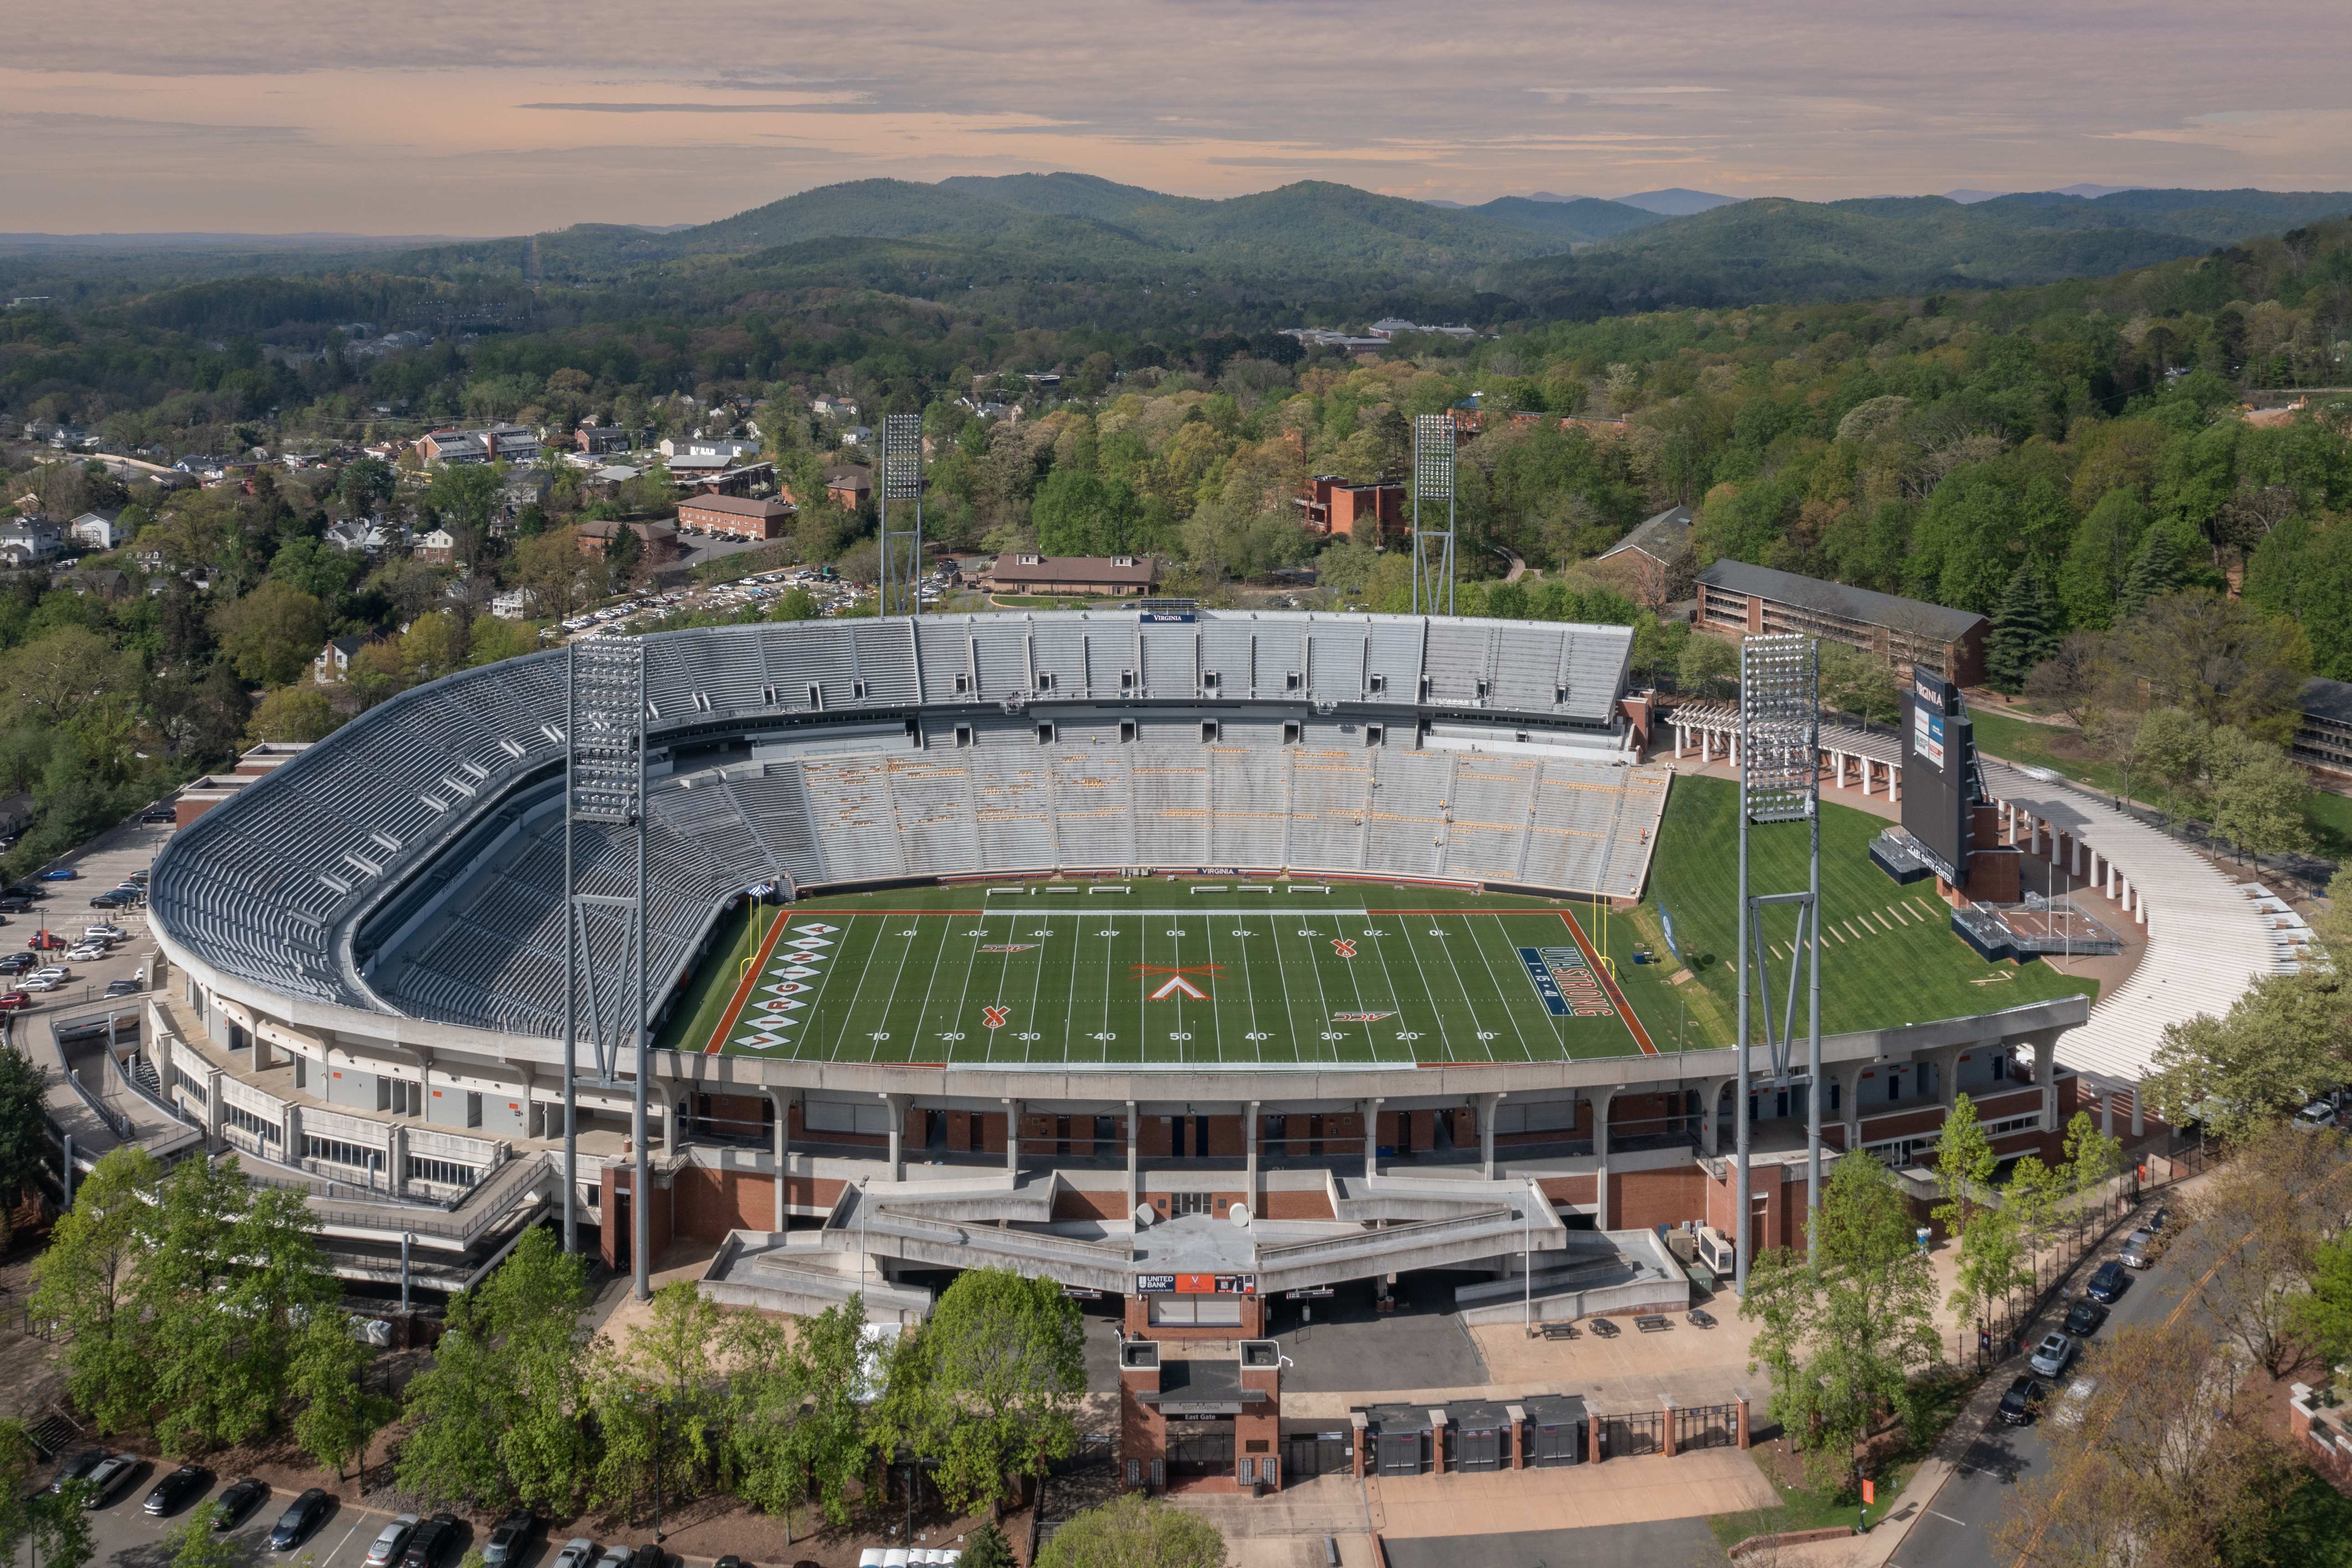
[
  {"xmin": 1164, "ymin": 1419, "xmax": 1235, "ymax": 1478},
  {"xmin": 1599, "ymin": 1411, "xmax": 1662, "ymax": 1459},
  {"xmin": 1285, "ymin": 1430, "xmax": 1351, "ymax": 1480},
  {"xmin": 1675, "ymin": 1403, "xmax": 1737, "ymax": 1451}
]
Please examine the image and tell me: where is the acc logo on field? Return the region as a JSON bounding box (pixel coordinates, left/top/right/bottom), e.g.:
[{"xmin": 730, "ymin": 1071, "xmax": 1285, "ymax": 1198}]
[
  {"xmin": 982, "ymin": 1005, "xmax": 1011, "ymax": 1029},
  {"xmin": 1330, "ymin": 938, "xmax": 1357, "ymax": 958}
]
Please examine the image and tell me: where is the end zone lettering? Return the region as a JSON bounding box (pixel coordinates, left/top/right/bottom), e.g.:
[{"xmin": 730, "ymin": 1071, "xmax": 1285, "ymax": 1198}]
[{"xmin": 1517, "ymin": 946, "xmax": 1617, "ymax": 1017}]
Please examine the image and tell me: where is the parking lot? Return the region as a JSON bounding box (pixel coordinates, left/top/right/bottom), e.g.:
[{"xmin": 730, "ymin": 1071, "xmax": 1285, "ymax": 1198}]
[
  {"xmin": 54, "ymin": 1457, "xmax": 503, "ymax": 1568},
  {"xmin": 3, "ymin": 813, "xmax": 173, "ymax": 1021}
]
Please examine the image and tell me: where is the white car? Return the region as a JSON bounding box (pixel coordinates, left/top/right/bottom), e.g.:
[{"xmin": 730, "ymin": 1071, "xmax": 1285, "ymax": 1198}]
[
  {"xmin": 2029, "ymin": 1331, "xmax": 2074, "ymax": 1378},
  {"xmin": 364, "ymin": 1516, "xmax": 420, "ymax": 1568},
  {"xmin": 549, "ymin": 1541, "xmax": 596, "ymax": 1568},
  {"xmin": 83, "ymin": 925, "xmax": 125, "ymax": 942},
  {"xmin": 64, "ymin": 946, "xmax": 107, "ymax": 964},
  {"xmin": 21, "ymin": 974, "xmax": 65, "ymax": 990}
]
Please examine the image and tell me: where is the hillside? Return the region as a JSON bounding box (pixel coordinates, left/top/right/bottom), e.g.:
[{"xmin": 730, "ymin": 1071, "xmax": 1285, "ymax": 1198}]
[
  {"xmin": 1466, "ymin": 195, "xmax": 1665, "ymax": 244},
  {"xmin": 1494, "ymin": 186, "xmax": 2352, "ymax": 315}
]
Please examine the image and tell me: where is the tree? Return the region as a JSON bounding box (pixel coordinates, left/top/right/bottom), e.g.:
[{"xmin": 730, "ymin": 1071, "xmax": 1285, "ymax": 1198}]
[
  {"xmin": 2204, "ymin": 731, "xmax": 2313, "ymax": 866},
  {"xmin": 1740, "ymin": 1153, "xmax": 1941, "ymax": 1496},
  {"xmin": 2059, "ymin": 1112, "xmax": 2123, "ymax": 1241},
  {"xmin": 1931, "ymin": 1093, "xmax": 1997, "ymax": 1239},
  {"xmin": 27, "ymin": 1483, "xmax": 94, "ymax": 1568},
  {"xmin": 2128, "ymin": 706, "xmax": 2209, "ymax": 822},
  {"xmin": 1949, "ymin": 1204, "xmax": 2029, "ymax": 1350},
  {"xmin": 2057, "ymin": 487, "xmax": 2150, "ymax": 630},
  {"xmin": 725, "ymin": 1296, "xmax": 871, "ymax": 1532},
  {"xmin": 2112, "ymin": 524, "xmax": 2186, "ymax": 620},
  {"xmin": 2173, "ymin": 1125, "xmax": 2350, "ymax": 1377},
  {"xmin": 882, "ymin": 1268, "xmax": 1085, "ymax": 1518},
  {"xmin": 0, "ymin": 1045, "xmax": 50, "ymax": 1247},
  {"xmin": 2022, "ymin": 630, "xmax": 2113, "ymax": 729},
  {"xmin": 2001, "ymin": 1154, "xmax": 2064, "ymax": 1294},
  {"xmin": 289, "ymin": 1309, "xmax": 392, "ymax": 1477},
  {"xmin": 0, "ymin": 628, "xmax": 140, "ymax": 729},
  {"xmin": 2289, "ymin": 1230, "xmax": 2352, "ymax": 1368},
  {"xmin": 398, "ymin": 1226, "xmax": 592, "ymax": 1513},
  {"xmin": 1818, "ymin": 640, "xmax": 1899, "ymax": 726},
  {"xmin": 960, "ymin": 1524, "xmax": 1016, "ymax": 1568},
  {"xmin": 1033, "ymin": 1494, "xmax": 1226, "ymax": 1568},
  {"xmin": 2144, "ymin": 970, "xmax": 2350, "ymax": 1140},
  {"xmin": 2116, "ymin": 590, "xmax": 2311, "ymax": 746},
  {"xmin": 1984, "ymin": 559, "xmax": 2060, "ymax": 694},
  {"xmin": 163, "ymin": 1507, "xmax": 241, "ymax": 1568},
  {"xmin": 31, "ymin": 1146, "xmax": 159, "ymax": 1433},
  {"xmin": 211, "ymin": 581, "xmax": 328, "ymax": 688},
  {"xmin": 246, "ymin": 686, "xmax": 343, "ymax": 744},
  {"xmin": 1676, "ymin": 634, "xmax": 1739, "ymax": 698},
  {"xmin": 605, "ymin": 521, "xmax": 644, "ymax": 580},
  {"xmin": 586, "ymin": 1281, "xmax": 728, "ymax": 1517}
]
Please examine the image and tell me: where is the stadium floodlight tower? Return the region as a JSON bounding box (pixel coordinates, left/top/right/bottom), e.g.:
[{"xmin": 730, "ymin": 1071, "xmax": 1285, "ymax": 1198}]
[
  {"xmin": 1409, "ymin": 413, "xmax": 1455, "ymax": 616},
  {"xmin": 876, "ymin": 412, "xmax": 925, "ymax": 619},
  {"xmin": 1732, "ymin": 634, "xmax": 1824, "ymax": 1295},
  {"xmin": 561, "ymin": 637, "xmax": 653, "ymax": 1302}
]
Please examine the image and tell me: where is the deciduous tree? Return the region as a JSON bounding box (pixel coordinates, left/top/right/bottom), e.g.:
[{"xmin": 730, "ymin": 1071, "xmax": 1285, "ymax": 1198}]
[{"xmin": 1033, "ymin": 1494, "xmax": 1225, "ymax": 1568}]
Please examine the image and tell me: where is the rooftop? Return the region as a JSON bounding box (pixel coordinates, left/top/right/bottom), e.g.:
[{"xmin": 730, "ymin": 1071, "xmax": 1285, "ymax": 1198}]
[
  {"xmin": 1697, "ymin": 558, "xmax": 1986, "ymax": 642},
  {"xmin": 1599, "ymin": 504, "xmax": 1693, "ymax": 564}
]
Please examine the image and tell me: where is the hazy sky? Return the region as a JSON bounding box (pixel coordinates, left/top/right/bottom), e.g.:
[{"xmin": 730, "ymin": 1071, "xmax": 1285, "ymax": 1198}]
[{"xmin": 6, "ymin": 0, "xmax": 2348, "ymax": 236}]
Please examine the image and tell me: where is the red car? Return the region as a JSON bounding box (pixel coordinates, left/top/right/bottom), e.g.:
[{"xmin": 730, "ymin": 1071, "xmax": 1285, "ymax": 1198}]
[
  {"xmin": 0, "ymin": 992, "xmax": 29, "ymax": 1012},
  {"xmin": 24, "ymin": 931, "xmax": 64, "ymax": 951}
]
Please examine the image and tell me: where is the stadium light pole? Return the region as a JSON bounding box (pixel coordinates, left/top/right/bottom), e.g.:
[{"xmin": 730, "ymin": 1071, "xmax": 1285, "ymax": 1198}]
[
  {"xmin": 877, "ymin": 412, "xmax": 924, "ymax": 620},
  {"xmin": 1409, "ymin": 414, "xmax": 1455, "ymax": 617},
  {"xmin": 1735, "ymin": 634, "xmax": 1823, "ymax": 1293}
]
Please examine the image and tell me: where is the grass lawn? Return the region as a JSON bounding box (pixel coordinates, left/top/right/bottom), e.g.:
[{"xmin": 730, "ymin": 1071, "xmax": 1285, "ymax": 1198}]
[
  {"xmin": 664, "ymin": 877, "xmax": 1675, "ymax": 1067},
  {"xmin": 1627, "ymin": 775, "xmax": 2095, "ymax": 1050}
]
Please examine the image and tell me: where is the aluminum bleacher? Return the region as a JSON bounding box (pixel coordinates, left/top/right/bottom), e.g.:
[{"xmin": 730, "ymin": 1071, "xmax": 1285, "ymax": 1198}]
[{"xmin": 152, "ymin": 609, "xmax": 1651, "ymax": 1034}]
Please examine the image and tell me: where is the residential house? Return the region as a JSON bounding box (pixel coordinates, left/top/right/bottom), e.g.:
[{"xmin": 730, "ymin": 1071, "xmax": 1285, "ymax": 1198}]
[
  {"xmin": 491, "ymin": 588, "xmax": 537, "ymax": 620},
  {"xmin": 416, "ymin": 425, "xmax": 538, "ymax": 466},
  {"xmin": 982, "ymin": 553, "xmax": 1161, "ymax": 598},
  {"xmin": 657, "ymin": 436, "xmax": 761, "ymax": 461},
  {"xmin": 0, "ymin": 519, "xmax": 64, "ymax": 568},
  {"xmin": 677, "ymin": 493, "xmax": 795, "ymax": 542},
  {"xmin": 1694, "ymin": 559, "xmax": 1989, "ymax": 687},
  {"xmin": 575, "ymin": 424, "xmax": 631, "ymax": 455},
  {"xmin": 1293, "ymin": 475, "xmax": 1404, "ymax": 545},
  {"xmin": 574, "ymin": 518, "xmax": 680, "ymax": 565},
  {"xmin": 324, "ymin": 518, "xmax": 406, "ymax": 556},
  {"xmin": 412, "ymin": 528, "xmax": 458, "ymax": 563},
  {"xmin": 68, "ymin": 509, "xmax": 126, "ymax": 551},
  {"xmin": 811, "ymin": 395, "xmax": 861, "ymax": 422},
  {"xmin": 315, "ymin": 635, "xmax": 371, "ymax": 684},
  {"xmin": 839, "ymin": 425, "xmax": 874, "ymax": 447},
  {"xmin": 59, "ymin": 566, "xmax": 130, "ymax": 600},
  {"xmin": 822, "ymin": 466, "xmax": 873, "ymax": 510},
  {"xmin": 1590, "ymin": 504, "xmax": 1696, "ymax": 610}
]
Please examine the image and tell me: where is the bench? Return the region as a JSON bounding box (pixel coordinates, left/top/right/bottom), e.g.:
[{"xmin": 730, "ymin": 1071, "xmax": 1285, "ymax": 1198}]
[
  {"xmin": 1635, "ymin": 1314, "xmax": 1672, "ymax": 1333},
  {"xmin": 1538, "ymin": 1321, "xmax": 1580, "ymax": 1341},
  {"xmin": 1588, "ymin": 1317, "xmax": 1620, "ymax": 1338},
  {"xmin": 1687, "ymin": 1308, "xmax": 1717, "ymax": 1329}
]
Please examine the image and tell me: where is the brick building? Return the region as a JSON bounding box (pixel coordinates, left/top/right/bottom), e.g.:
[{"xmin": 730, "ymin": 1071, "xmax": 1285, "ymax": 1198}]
[
  {"xmin": 1696, "ymin": 559, "xmax": 1988, "ymax": 687},
  {"xmin": 983, "ymin": 553, "xmax": 1162, "ymax": 597},
  {"xmin": 1294, "ymin": 475, "xmax": 1405, "ymax": 544},
  {"xmin": 677, "ymin": 493, "xmax": 796, "ymax": 542}
]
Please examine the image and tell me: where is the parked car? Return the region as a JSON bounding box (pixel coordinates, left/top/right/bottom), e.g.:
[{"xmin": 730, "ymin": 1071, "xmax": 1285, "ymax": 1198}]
[
  {"xmin": 30, "ymin": 966, "xmax": 67, "ymax": 982},
  {"xmin": 141, "ymin": 807, "xmax": 177, "ymax": 825},
  {"xmin": 38, "ymin": 868, "xmax": 77, "ymax": 881},
  {"xmin": 628, "ymin": 1547, "xmax": 664, "ymax": 1568},
  {"xmin": 64, "ymin": 945, "xmax": 106, "ymax": 964},
  {"xmin": 548, "ymin": 1539, "xmax": 597, "ymax": 1568},
  {"xmin": 17, "ymin": 975, "xmax": 61, "ymax": 993},
  {"xmin": 1998, "ymin": 1376, "xmax": 2048, "ymax": 1426},
  {"xmin": 2293, "ymin": 1100, "xmax": 2339, "ymax": 1132},
  {"xmin": 2087, "ymin": 1261, "xmax": 2132, "ymax": 1302},
  {"xmin": 0, "ymin": 991, "xmax": 31, "ymax": 1012},
  {"xmin": 365, "ymin": 1515, "xmax": 420, "ymax": 1568},
  {"xmin": 82, "ymin": 1453, "xmax": 139, "ymax": 1508},
  {"xmin": 47, "ymin": 1449, "xmax": 110, "ymax": 1494},
  {"xmin": 25, "ymin": 931, "xmax": 64, "ymax": 950},
  {"xmin": 143, "ymin": 1465, "xmax": 210, "ymax": 1517},
  {"xmin": 84, "ymin": 924, "xmax": 125, "ymax": 941},
  {"xmin": 0, "ymin": 953, "xmax": 31, "ymax": 974},
  {"xmin": 593, "ymin": 1546, "xmax": 630, "ymax": 1568},
  {"xmin": 2120, "ymin": 1228, "xmax": 2157, "ymax": 1269},
  {"xmin": 2064, "ymin": 1300, "xmax": 2109, "ymax": 1338},
  {"xmin": 2029, "ymin": 1332, "xmax": 2074, "ymax": 1378},
  {"xmin": 0, "ymin": 896, "xmax": 33, "ymax": 913},
  {"xmin": 400, "ymin": 1512, "xmax": 461, "ymax": 1568},
  {"xmin": 484, "ymin": 1511, "xmax": 539, "ymax": 1566},
  {"xmin": 268, "ymin": 1489, "xmax": 333, "ymax": 1550},
  {"xmin": 211, "ymin": 1478, "xmax": 269, "ymax": 1531},
  {"xmin": 103, "ymin": 979, "xmax": 139, "ymax": 998}
]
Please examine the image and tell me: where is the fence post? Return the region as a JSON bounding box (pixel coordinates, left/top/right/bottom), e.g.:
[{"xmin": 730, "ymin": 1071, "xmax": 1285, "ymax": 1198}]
[
  {"xmin": 1734, "ymin": 1390, "xmax": 1751, "ymax": 1450},
  {"xmin": 1661, "ymin": 1401, "xmax": 1676, "ymax": 1459}
]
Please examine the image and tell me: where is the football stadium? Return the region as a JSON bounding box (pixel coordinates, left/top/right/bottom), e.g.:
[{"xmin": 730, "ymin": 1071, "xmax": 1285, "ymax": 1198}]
[{"xmin": 138, "ymin": 606, "xmax": 2197, "ymax": 1331}]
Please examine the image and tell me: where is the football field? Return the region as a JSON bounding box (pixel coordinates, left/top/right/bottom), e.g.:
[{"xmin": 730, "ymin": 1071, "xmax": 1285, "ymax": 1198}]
[{"xmin": 692, "ymin": 881, "xmax": 1661, "ymax": 1068}]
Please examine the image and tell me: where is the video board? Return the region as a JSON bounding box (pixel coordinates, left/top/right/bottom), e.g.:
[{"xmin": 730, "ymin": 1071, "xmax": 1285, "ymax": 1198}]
[{"xmin": 1900, "ymin": 666, "xmax": 1974, "ymax": 886}]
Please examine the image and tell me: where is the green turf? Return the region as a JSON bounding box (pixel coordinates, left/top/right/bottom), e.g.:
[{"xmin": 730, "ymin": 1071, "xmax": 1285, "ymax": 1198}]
[
  {"xmin": 1627, "ymin": 775, "xmax": 2096, "ymax": 1047},
  {"xmin": 681, "ymin": 879, "xmax": 1665, "ymax": 1067}
]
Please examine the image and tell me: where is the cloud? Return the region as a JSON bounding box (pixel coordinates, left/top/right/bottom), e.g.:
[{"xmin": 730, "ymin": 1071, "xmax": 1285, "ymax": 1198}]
[{"xmin": 519, "ymin": 97, "xmax": 870, "ymax": 113}]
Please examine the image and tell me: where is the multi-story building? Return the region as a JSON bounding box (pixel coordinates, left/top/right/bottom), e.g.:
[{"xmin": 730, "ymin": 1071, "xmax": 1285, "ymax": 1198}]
[
  {"xmin": 2294, "ymin": 677, "xmax": 2352, "ymax": 784},
  {"xmin": 1294, "ymin": 476, "xmax": 1405, "ymax": 544},
  {"xmin": 1695, "ymin": 560, "xmax": 1988, "ymax": 687},
  {"xmin": 677, "ymin": 494, "xmax": 796, "ymax": 542}
]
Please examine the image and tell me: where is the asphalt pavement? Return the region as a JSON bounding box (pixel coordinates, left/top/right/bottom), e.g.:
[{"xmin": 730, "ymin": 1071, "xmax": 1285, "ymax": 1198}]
[
  {"xmin": 54, "ymin": 1464, "xmax": 484, "ymax": 1568},
  {"xmin": 1891, "ymin": 1211, "xmax": 2184, "ymax": 1568}
]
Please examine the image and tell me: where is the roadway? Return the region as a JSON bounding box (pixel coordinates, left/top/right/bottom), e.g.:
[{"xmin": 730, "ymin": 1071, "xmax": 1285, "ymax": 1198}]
[{"xmin": 1894, "ymin": 1204, "xmax": 2181, "ymax": 1568}]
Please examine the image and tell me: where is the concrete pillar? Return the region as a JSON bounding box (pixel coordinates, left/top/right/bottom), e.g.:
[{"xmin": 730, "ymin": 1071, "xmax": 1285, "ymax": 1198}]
[
  {"xmin": 389, "ymin": 1122, "xmax": 408, "ymax": 1196},
  {"xmin": 1735, "ymin": 1390, "xmax": 1752, "ymax": 1449},
  {"xmin": 1674, "ymin": 726, "xmax": 1686, "ymax": 761},
  {"xmin": 2131, "ymin": 1080, "xmax": 2145, "ymax": 1138},
  {"xmin": 1700, "ymin": 1076, "xmax": 1732, "ymax": 1158},
  {"xmin": 1245, "ymin": 1099, "xmax": 1261, "ymax": 1214},
  {"xmin": 1362, "ymin": 1098, "xmax": 1385, "ymax": 1179},
  {"xmin": 251, "ymin": 1029, "xmax": 272, "ymax": 1073},
  {"xmin": 1507, "ymin": 1404, "xmax": 1527, "ymax": 1471},
  {"xmin": 1591, "ymin": 1088, "xmax": 1615, "ymax": 1230},
  {"xmin": 1840, "ymin": 1064, "xmax": 1865, "ymax": 1153},
  {"xmin": 2073, "ymin": 837, "xmax": 2086, "ymax": 878},
  {"xmin": 2032, "ymin": 1031, "xmax": 2059, "ymax": 1133},
  {"xmin": 1124, "ymin": 1100, "xmax": 1138, "ymax": 1214},
  {"xmin": 2101, "ymin": 1090, "xmax": 2116, "ymax": 1138},
  {"xmin": 1661, "ymin": 1399, "xmax": 1677, "ymax": 1459},
  {"xmin": 1429, "ymin": 1410, "xmax": 1448, "ymax": 1475},
  {"xmin": 884, "ymin": 1093, "xmax": 904, "ymax": 1181},
  {"xmin": 663, "ymin": 1102, "xmax": 679, "ymax": 1158},
  {"xmin": 1005, "ymin": 1097, "xmax": 1021, "ymax": 1175},
  {"xmin": 770, "ymin": 1088, "xmax": 791, "ymax": 1232},
  {"xmin": 282, "ymin": 1102, "xmax": 302, "ymax": 1168},
  {"xmin": 1480, "ymin": 1092, "xmax": 1501, "ymax": 1179},
  {"xmin": 1934, "ymin": 1046, "xmax": 1965, "ymax": 1107}
]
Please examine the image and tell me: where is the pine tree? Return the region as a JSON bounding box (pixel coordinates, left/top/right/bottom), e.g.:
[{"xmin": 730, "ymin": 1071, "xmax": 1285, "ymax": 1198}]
[
  {"xmin": 1984, "ymin": 559, "xmax": 2060, "ymax": 693},
  {"xmin": 2114, "ymin": 526, "xmax": 2186, "ymax": 622}
]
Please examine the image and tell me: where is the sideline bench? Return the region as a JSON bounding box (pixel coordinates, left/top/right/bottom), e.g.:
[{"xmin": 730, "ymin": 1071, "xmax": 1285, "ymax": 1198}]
[{"xmin": 1635, "ymin": 1314, "xmax": 1672, "ymax": 1333}]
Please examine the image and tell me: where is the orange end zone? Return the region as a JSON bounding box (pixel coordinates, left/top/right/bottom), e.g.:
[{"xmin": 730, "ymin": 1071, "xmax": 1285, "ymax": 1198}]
[
  {"xmin": 701, "ymin": 906, "xmax": 799, "ymax": 1054},
  {"xmin": 1557, "ymin": 908, "xmax": 1658, "ymax": 1056}
]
